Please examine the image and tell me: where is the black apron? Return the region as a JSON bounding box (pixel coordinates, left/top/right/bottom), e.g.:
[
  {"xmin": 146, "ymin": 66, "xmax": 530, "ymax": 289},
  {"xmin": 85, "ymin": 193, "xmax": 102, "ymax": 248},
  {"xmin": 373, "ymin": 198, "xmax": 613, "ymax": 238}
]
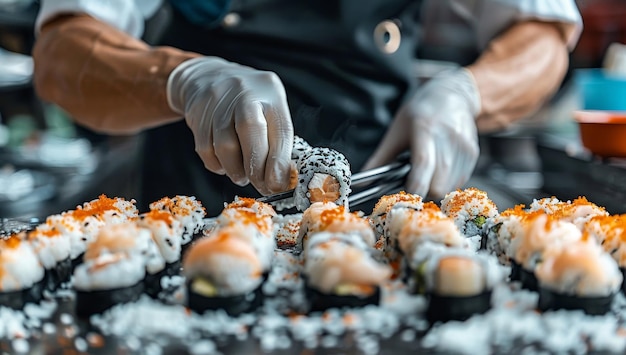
[{"xmin": 140, "ymin": 0, "xmax": 422, "ymax": 215}]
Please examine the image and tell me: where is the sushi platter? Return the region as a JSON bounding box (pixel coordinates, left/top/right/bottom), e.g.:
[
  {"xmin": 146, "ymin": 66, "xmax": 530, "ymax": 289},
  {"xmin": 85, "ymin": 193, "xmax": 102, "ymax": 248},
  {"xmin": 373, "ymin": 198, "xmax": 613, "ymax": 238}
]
[{"xmin": 4, "ymin": 141, "xmax": 626, "ymax": 354}]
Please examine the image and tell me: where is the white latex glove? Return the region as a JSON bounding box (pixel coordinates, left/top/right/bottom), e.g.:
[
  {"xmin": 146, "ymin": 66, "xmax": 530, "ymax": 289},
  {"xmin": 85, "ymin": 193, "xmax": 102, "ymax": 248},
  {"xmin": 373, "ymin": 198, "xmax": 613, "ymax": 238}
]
[
  {"xmin": 167, "ymin": 57, "xmax": 294, "ymax": 195},
  {"xmin": 363, "ymin": 68, "xmax": 481, "ymax": 198}
]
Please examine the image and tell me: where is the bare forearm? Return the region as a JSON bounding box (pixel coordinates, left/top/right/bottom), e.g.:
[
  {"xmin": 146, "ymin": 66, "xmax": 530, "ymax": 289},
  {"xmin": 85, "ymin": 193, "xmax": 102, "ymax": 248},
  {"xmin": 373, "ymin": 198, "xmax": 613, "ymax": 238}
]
[
  {"xmin": 467, "ymin": 21, "xmax": 569, "ymax": 133},
  {"xmin": 33, "ymin": 14, "xmax": 201, "ymax": 134}
]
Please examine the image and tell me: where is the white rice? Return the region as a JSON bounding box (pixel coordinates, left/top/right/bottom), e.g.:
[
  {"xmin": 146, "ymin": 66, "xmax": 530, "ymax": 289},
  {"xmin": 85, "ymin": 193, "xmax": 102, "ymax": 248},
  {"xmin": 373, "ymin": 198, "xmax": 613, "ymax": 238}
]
[
  {"xmin": 137, "ymin": 211, "xmax": 184, "ymax": 264},
  {"xmin": 73, "ymin": 253, "xmax": 146, "ymax": 290}
]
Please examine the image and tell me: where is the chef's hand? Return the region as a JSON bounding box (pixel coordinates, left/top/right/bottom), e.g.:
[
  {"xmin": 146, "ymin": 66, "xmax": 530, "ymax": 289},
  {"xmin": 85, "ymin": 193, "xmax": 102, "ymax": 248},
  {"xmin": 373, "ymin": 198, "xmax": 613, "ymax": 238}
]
[
  {"xmin": 167, "ymin": 57, "xmax": 294, "ymax": 195},
  {"xmin": 363, "ymin": 68, "xmax": 481, "ymax": 198}
]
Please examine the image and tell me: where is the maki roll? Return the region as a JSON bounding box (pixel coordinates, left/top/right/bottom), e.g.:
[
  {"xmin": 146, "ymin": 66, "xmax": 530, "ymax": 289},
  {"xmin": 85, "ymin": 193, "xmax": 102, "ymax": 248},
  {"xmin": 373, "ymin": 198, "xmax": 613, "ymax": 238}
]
[
  {"xmin": 298, "ymin": 202, "xmax": 376, "ymax": 249},
  {"xmin": 370, "ymin": 192, "xmax": 424, "ymax": 239},
  {"xmin": 213, "ymin": 213, "xmax": 275, "ymax": 274},
  {"xmin": 183, "ymin": 229, "xmax": 264, "ymax": 316},
  {"xmin": 369, "ymin": 191, "xmax": 424, "ymax": 257},
  {"xmin": 303, "ymin": 231, "xmax": 391, "ymax": 312},
  {"xmin": 0, "ymin": 233, "xmax": 45, "ymax": 309},
  {"xmin": 393, "ymin": 202, "xmax": 468, "ymax": 261},
  {"xmin": 74, "ymin": 253, "xmax": 146, "ymax": 318},
  {"xmin": 294, "ymin": 147, "xmax": 351, "ymax": 211},
  {"xmin": 74, "ymin": 222, "xmax": 163, "ymax": 316},
  {"xmin": 535, "ymin": 240, "xmax": 622, "ymax": 315},
  {"xmin": 137, "ymin": 210, "xmax": 184, "ymax": 285},
  {"xmin": 509, "ymin": 212, "xmax": 583, "ymax": 291},
  {"xmin": 583, "ymin": 214, "xmax": 626, "ymax": 294},
  {"xmin": 223, "ymin": 196, "xmax": 277, "ymax": 220},
  {"xmin": 149, "ymin": 195, "xmax": 206, "ymax": 247},
  {"xmin": 440, "ymin": 187, "xmax": 499, "ymax": 249},
  {"xmin": 422, "ymin": 251, "xmax": 504, "ymax": 323},
  {"xmin": 482, "ymin": 204, "xmax": 526, "ymax": 268},
  {"xmin": 73, "ymin": 194, "xmax": 139, "ymax": 225},
  {"xmin": 27, "ymin": 215, "xmax": 73, "ymax": 291},
  {"xmin": 529, "ymin": 196, "xmax": 608, "ymax": 230}
]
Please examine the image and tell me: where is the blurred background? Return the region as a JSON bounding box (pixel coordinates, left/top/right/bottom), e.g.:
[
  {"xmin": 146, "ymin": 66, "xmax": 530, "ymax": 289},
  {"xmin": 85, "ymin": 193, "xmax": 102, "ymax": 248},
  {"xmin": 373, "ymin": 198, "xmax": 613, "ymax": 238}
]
[{"xmin": 1, "ymin": 0, "xmax": 626, "ymax": 220}]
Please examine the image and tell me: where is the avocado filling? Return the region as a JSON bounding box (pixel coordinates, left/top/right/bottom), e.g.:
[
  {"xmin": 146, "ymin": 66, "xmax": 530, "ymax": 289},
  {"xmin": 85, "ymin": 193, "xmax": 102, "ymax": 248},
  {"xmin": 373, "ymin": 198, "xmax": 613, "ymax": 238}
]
[{"xmin": 191, "ymin": 277, "xmax": 218, "ymax": 297}]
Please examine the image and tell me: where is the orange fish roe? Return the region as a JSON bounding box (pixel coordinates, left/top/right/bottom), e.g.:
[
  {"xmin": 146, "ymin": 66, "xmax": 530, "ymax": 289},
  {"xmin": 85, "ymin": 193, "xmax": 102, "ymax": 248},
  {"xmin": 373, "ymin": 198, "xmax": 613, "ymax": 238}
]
[
  {"xmin": 152, "ymin": 196, "xmax": 205, "ymax": 219},
  {"xmin": 0, "ymin": 233, "xmax": 23, "ymax": 249},
  {"xmin": 69, "ymin": 194, "xmax": 126, "ymax": 221},
  {"xmin": 143, "ymin": 210, "xmax": 174, "ymax": 226},
  {"xmin": 372, "ymin": 191, "xmax": 423, "ymax": 213},
  {"xmin": 319, "ymin": 205, "xmax": 348, "ymax": 227},
  {"xmin": 441, "ymin": 187, "xmax": 497, "ymax": 219},
  {"xmin": 224, "ymin": 209, "xmax": 272, "ymax": 235},
  {"xmin": 549, "ymin": 196, "xmax": 607, "ymax": 221},
  {"xmin": 500, "ymin": 204, "xmax": 527, "ymax": 217}
]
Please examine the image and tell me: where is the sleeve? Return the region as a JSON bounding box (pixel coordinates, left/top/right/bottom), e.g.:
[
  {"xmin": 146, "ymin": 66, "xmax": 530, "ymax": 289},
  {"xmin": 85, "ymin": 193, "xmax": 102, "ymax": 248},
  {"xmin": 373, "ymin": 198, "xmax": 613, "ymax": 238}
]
[
  {"xmin": 471, "ymin": 0, "xmax": 583, "ymax": 50},
  {"xmin": 35, "ymin": 0, "xmax": 161, "ymax": 38}
]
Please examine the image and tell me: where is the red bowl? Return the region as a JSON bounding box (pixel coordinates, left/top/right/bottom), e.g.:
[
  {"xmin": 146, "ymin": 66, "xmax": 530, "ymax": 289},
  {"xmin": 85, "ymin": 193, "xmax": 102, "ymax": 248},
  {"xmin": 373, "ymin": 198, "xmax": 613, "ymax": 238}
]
[{"xmin": 574, "ymin": 110, "xmax": 626, "ymax": 157}]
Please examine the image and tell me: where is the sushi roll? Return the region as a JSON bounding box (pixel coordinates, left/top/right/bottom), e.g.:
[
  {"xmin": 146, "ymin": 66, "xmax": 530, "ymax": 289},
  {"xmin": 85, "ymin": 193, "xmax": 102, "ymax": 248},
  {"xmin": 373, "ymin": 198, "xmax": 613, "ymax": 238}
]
[
  {"xmin": 89, "ymin": 222, "xmax": 166, "ymax": 297},
  {"xmin": 74, "ymin": 222, "xmax": 164, "ymax": 316},
  {"xmin": 421, "ymin": 251, "xmax": 504, "ymax": 323},
  {"xmin": 393, "ymin": 202, "xmax": 468, "ymax": 261},
  {"xmin": 303, "ymin": 231, "xmax": 391, "ymax": 312},
  {"xmin": 136, "ymin": 212, "xmax": 185, "ymax": 296},
  {"xmin": 440, "ymin": 187, "xmax": 499, "ymax": 249},
  {"xmin": 370, "ymin": 192, "xmax": 424, "ymax": 239},
  {"xmin": 27, "ymin": 216, "xmax": 73, "ymax": 290},
  {"xmin": 535, "ymin": 240, "xmax": 622, "ymax": 315},
  {"xmin": 292, "ymin": 135, "xmax": 312, "ymax": 161},
  {"xmin": 73, "ymin": 194, "xmax": 139, "ymax": 225},
  {"xmin": 509, "ymin": 212, "xmax": 584, "ymax": 291},
  {"xmin": 74, "ymin": 253, "xmax": 146, "ymax": 318},
  {"xmin": 529, "ymin": 196, "xmax": 608, "ymax": 230},
  {"xmin": 293, "ymin": 147, "xmax": 351, "ymax": 211},
  {"xmin": 149, "ymin": 195, "xmax": 206, "ymax": 247},
  {"xmin": 298, "ymin": 201, "xmax": 376, "ymax": 249},
  {"xmin": 482, "ymin": 204, "xmax": 526, "ymax": 268},
  {"xmin": 213, "ymin": 211, "xmax": 276, "ymax": 274},
  {"xmin": 183, "ymin": 229, "xmax": 264, "ymax": 316},
  {"xmin": 583, "ymin": 214, "xmax": 626, "ymax": 293},
  {"xmin": 223, "ymin": 196, "xmax": 277, "ymax": 220},
  {"xmin": 0, "ymin": 233, "xmax": 45, "ymax": 309}
]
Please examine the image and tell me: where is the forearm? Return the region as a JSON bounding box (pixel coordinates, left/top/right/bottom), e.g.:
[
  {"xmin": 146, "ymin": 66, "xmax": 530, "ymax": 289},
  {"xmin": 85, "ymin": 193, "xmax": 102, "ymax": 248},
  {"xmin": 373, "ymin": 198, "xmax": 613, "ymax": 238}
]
[
  {"xmin": 467, "ymin": 21, "xmax": 569, "ymax": 133},
  {"xmin": 33, "ymin": 14, "xmax": 201, "ymax": 134}
]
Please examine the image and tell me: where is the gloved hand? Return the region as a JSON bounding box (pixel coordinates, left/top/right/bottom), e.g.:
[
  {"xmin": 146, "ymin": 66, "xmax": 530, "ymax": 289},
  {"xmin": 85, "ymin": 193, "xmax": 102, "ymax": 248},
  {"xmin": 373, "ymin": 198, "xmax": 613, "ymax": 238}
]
[
  {"xmin": 167, "ymin": 57, "xmax": 294, "ymax": 195},
  {"xmin": 363, "ymin": 68, "xmax": 481, "ymax": 198}
]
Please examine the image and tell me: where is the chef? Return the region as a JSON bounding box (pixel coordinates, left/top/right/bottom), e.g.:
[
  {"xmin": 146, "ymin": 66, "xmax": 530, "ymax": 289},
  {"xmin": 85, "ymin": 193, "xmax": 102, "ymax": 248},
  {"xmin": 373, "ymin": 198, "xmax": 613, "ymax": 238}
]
[{"xmin": 32, "ymin": 0, "xmax": 581, "ymax": 215}]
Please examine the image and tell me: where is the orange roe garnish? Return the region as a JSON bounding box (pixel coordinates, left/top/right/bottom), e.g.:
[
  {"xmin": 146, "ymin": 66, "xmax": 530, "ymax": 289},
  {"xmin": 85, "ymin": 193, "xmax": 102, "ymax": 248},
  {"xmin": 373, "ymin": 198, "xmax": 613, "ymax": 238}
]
[
  {"xmin": 500, "ymin": 204, "xmax": 527, "ymax": 217},
  {"xmin": 1, "ymin": 233, "xmax": 22, "ymax": 249},
  {"xmin": 443, "ymin": 187, "xmax": 496, "ymax": 218},
  {"xmin": 69, "ymin": 194, "xmax": 122, "ymax": 221},
  {"xmin": 144, "ymin": 209, "xmax": 174, "ymax": 225}
]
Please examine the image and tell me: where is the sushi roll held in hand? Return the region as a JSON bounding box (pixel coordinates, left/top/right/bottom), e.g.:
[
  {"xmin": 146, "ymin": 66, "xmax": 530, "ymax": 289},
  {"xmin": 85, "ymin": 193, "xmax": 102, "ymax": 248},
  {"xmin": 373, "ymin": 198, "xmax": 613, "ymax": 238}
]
[
  {"xmin": 303, "ymin": 231, "xmax": 391, "ymax": 312},
  {"xmin": 183, "ymin": 228, "xmax": 264, "ymax": 316},
  {"xmin": 0, "ymin": 233, "xmax": 45, "ymax": 309},
  {"xmin": 420, "ymin": 251, "xmax": 504, "ymax": 323},
  {"xmin": 294, "ymin": 147, "xmax": 351, "ymax": 212},
  {"xmin": 535, "ymin": 240, "xmax": 622, "ymax": 315}
]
